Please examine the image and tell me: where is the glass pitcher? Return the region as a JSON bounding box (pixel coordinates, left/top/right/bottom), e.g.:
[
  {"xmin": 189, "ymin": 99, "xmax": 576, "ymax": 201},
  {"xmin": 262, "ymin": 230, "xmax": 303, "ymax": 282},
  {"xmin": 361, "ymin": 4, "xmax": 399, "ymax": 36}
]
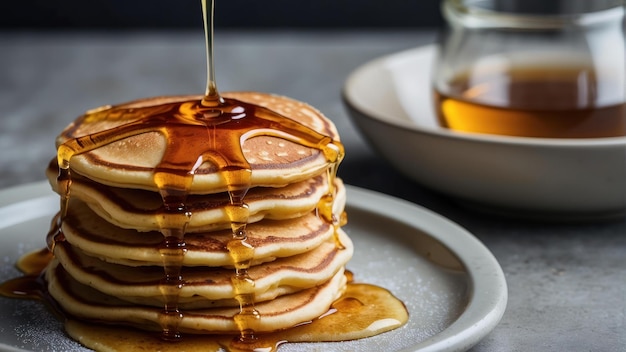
[{"xmin": 432, "ymin": 0, "xmax": 626, "ymax": 138}]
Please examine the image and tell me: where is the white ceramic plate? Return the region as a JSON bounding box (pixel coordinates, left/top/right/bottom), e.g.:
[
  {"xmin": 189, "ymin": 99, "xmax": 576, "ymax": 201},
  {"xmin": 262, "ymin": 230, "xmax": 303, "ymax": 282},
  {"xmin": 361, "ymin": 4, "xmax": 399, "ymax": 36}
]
[
  {"xmin": 343, "ymin": 45, "xmax": 626, "ymax": 219},
  {"xmin": 0, "ymin": 182, "xmax": 507, "ymax": 352}
]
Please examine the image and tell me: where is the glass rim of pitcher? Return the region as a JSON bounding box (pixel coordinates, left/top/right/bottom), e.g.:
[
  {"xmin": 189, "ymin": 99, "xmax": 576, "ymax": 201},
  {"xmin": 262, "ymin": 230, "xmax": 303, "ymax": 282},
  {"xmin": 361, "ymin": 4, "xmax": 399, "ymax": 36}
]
[{"xmin": 443, "ymin": 0, "xmax": 625, "ymax": 29}]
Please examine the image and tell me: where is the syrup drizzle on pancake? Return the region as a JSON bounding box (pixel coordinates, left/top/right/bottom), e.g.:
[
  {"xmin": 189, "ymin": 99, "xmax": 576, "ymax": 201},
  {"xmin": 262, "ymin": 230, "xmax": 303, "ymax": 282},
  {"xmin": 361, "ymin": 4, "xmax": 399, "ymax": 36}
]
[{"xmin": 47, "ymin": 0, "xmax": 344, "ymax": 343}]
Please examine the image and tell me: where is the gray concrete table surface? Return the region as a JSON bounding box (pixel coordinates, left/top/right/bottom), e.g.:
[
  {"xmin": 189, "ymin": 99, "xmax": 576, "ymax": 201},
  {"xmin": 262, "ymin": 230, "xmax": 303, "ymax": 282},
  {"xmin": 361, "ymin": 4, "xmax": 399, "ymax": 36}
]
[{"xmin": 0, "ymin": 30, "xmax": 625, "ymax": 351}]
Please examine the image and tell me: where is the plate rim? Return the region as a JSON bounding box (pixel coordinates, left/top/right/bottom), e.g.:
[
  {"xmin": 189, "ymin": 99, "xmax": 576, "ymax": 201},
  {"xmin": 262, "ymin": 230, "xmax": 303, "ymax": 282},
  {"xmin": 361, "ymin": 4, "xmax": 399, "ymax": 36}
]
[
  {"xmin": 346, "ymin": 185, "xmax": 507, "ymax": 352},
  {"xmin": 0, "ymin": 181, "xmax": 507, "ymax": 352},
  {"xmin": 342, "ymin": 44, "xmax": 626, "ymax": 148}
]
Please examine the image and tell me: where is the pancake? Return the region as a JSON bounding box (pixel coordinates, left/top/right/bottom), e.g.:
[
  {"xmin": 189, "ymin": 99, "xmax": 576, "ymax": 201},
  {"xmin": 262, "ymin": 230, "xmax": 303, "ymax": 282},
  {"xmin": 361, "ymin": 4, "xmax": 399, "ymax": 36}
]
[
  {"xmin": 55, "ymin": 92, "xmax": 340, "ymax": 193},
  {"xmin": 47, "ymin": 162, "xmax": 346, "ymax": 233},
  {"xmin": 63, "ymin": 282, "xmax": 409, "ymax": 352},
  {"xmin": 53, "ymin": 230, "xmax": 353, "ymax": 309},
  {"xmin": 30, "ymin": 88, "xmax": 406, "ymax": 350},
  {"xmin": 46, "ymin": 261, "xmax": 347, "ymax": 334},
  {"xmin": 59, "ymin": 193, "xmax": 344, "ymax": 266}
]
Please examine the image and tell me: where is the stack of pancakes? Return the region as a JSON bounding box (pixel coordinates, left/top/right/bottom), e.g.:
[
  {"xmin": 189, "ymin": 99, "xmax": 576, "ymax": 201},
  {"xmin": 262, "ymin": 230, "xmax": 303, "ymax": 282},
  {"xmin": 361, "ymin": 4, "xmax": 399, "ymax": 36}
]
[{"xmin": 44, "ymin": 92, "xmax": 352, "ymax": 335}]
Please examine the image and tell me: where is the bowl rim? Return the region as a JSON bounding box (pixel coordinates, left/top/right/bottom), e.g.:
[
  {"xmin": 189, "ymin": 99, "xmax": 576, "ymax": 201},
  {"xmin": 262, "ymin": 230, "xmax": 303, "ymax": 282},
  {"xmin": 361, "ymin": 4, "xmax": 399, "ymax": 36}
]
[{"xmin": 342, "ymin": 44, "xmax": 626, "ymax": 150}]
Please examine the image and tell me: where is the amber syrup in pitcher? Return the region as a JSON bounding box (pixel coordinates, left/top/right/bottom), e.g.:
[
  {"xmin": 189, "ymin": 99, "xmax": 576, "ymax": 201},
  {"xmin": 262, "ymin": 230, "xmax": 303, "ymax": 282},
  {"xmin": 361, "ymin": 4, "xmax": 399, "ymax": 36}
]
[{"xmin": 435, "ymin": 65, "xmax": 626, "ymax": 138}]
